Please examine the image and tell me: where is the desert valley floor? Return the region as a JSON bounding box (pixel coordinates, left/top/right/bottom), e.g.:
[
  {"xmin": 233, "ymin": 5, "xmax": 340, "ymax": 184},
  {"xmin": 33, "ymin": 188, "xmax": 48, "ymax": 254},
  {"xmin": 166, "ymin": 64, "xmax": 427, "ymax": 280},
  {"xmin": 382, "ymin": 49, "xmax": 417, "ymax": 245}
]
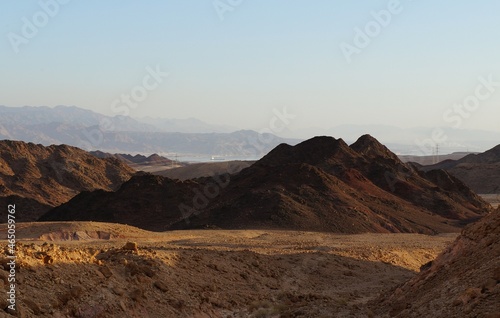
[{"xmin": 1, "ymin": 221, "xmax": 458, "ymax": 318}]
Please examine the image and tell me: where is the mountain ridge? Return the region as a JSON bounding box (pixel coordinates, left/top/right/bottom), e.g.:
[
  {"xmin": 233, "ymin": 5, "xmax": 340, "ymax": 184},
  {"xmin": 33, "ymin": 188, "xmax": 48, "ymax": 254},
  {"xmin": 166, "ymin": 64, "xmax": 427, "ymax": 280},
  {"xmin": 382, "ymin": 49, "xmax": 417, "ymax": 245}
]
[
  {"xmin": 420, "ymin": 142, "xmax": 500, "ymax": 194},
  {"xmin": 40, "ymin": 135, "xmax": 491, "ymax": 233},
  {"xmin": 0, "ymin": 139, "xmax": 135, "ymax": 222}
]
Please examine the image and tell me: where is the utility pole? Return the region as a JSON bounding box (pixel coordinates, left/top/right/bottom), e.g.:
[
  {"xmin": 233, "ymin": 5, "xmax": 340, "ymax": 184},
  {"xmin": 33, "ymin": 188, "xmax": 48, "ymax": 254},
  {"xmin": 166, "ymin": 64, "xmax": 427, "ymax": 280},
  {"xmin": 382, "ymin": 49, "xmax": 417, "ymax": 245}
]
[{"xmin": 433, "ymin": 144, "xmax": 439, "ymax": 164}]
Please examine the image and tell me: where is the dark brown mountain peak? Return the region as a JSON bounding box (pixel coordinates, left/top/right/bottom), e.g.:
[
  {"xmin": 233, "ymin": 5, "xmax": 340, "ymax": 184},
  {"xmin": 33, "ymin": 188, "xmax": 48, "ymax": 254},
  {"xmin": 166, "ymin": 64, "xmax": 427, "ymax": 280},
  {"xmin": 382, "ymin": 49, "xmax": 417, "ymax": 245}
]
[
  {"xmin": 257, "ymin": 136, "xmax": 358, "ymax": 167},
  {"xmin": 350, "ymin": 134, "xmax": 400, "ymax": 162}
]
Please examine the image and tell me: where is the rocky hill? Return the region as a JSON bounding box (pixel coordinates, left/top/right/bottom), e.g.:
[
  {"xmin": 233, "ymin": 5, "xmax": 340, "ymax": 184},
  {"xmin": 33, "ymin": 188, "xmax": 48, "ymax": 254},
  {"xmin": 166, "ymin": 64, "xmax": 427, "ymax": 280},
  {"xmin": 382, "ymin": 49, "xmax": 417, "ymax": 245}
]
[
  {"xmin": 372, "ymin": 208, "xmax": 500, "ymax": 317},
  {"xmin": 420, "ymin": 144, "xmax": 500, "ymax": 194},
  {"xmin": 0, "ymin": 140, "xmax": 135, "ymax": 222},
  {"xmin": 40, "ymin": 175, "xmax": 198, "ymax": 231},
  {"xmin": 40, "ymin": 135, "xmax": 491, "ymax": 234},
  {"xmin": 173, "ymin": 135, "xmax": 489, "ymax": 232}
]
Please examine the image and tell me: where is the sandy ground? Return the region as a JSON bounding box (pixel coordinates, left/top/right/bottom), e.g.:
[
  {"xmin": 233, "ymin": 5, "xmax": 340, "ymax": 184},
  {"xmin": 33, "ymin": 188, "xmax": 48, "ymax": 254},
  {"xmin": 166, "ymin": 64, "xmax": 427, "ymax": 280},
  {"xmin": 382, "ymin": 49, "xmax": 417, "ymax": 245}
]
[
  {"xmin": 0, "ymin": 222, "xmax": 457, "ymax": 317},
  {"xmin": 127, "ymin": 163, "xmax": 184, "ymax": 174}
]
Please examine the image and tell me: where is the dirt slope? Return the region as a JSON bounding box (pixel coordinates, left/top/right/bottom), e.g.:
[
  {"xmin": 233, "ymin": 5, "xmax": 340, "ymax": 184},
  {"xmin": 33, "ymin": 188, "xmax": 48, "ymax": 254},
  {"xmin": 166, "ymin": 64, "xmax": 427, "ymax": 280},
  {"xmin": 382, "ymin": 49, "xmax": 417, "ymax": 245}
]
[
  {"xmin": 0, "ymin": 140, "xmax": 134, "ymax": 222},
  {"xmin": 372, "ymin": 209, "xmax": 500, "ymax": 318}
]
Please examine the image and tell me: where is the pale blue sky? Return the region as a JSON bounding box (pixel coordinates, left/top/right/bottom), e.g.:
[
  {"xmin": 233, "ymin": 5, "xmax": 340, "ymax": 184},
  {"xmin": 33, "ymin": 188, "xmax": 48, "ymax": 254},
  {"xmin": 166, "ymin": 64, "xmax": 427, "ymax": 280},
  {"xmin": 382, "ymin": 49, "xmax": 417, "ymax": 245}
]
[{"xmin": 1, "ymin": 0, "xmax": 500, "ymax": 134}]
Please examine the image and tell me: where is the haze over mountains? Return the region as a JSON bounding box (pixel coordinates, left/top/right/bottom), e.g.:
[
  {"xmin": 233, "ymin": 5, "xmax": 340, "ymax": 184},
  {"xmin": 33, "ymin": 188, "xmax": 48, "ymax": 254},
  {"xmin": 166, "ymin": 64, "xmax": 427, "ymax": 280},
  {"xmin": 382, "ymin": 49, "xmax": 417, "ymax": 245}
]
[
  {"xmin": 0, "ymin": 105, "xmax": 298, "ymax": 157},
  {"xmin": 40, "ymin": 135, "xmax": 491, "ymax": 234},
  {"xmin": 2, "ymin": 105, "xmax": 500, "ymax": 158}
]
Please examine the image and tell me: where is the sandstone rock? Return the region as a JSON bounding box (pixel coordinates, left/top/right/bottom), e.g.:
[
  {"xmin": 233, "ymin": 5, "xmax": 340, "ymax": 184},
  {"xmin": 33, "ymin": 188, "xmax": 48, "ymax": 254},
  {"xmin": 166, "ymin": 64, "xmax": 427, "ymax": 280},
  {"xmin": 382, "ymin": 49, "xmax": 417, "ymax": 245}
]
[
  {"xmin": 112, "ymin": 286, "xmax": 125, "ymax": 296},
  {"xmin": 70, "ymin": 285, "xmax": 84, "ymax": 298},
  {"xmin": 22, "ymin": 298, "xmax": 42, "ymax": 315},
  {"xmin": 129, "ymin": 288, "xmax": 143, "ymax": 301},
  {"xmin": 154, "ymin": 280, "xmax": 169, "ymax": 292},
  {"xmin": 483, "ymin": 278, "xmax": 497, "ymax": 292},
  {"xmin": 0, "ymin": 270, "xmax": 8, "ymax": 284},
  {"xmin": 419, "ymin": 260, "xmax": 433, "ymax": 272},
  {"xmin": 119, "ymin": 300, "xmax": 127, "ymax": 312},
  {"xmin": 98, "ymin": 266, "xmax": 113, "ymax": 278},
  {"xmin": 142, "ymin": 265, "xmax": 155, "ymax": 278},
  {"xmin": 122, "ymin": 242, "xmax": 138, "ymax": 252},
  {"xmin": 493, "ymin": 267, "xmax": 500, "ymax": 282},
  {"xmin": 0, "ymin": 297, "xmax": 9, "ymax": 310},
  {"xmin": 43, "ymin": 255, "xmax": 54, "ymax": 265}
]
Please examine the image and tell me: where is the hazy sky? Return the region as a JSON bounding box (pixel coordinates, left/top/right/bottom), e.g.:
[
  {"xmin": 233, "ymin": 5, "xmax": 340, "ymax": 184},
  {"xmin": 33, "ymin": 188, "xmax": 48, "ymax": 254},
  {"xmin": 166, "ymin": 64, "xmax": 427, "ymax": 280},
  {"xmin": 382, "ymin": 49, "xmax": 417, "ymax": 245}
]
[{"xmin": 2, "ymin": 1, "xmax": 500, "ymax": 134}]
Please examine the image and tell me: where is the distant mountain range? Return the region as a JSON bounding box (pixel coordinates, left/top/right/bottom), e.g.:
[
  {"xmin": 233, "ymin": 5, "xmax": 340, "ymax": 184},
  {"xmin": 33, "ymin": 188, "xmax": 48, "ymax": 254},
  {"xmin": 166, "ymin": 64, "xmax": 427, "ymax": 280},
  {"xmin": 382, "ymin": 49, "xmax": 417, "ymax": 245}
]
[
  {"xmin": 3, "ymin": 105, "xmax": 499, "ymax": 157},
  {"xmin": 90, "ymin": 151, "xmax": 174, "ymax": 165},
  {"xmin": 0, "ymin": 105, "xmax": 299, "ymax": 157},
  {"xmin": 40, "ymin": 135, "xmax": 491, "ymax": 233}
]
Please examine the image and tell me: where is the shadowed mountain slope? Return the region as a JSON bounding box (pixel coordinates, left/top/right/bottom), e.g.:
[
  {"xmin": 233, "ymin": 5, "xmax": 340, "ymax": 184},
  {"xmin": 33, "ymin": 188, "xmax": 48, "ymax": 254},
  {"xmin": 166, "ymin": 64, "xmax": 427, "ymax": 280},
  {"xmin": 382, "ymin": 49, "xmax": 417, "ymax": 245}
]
[
  {"xmin": 174, "ymin": 135, "xmax": 489, "ymax": 233},
  {"xmin": 39, "ymin": 174, "xmax": 197, "ymax": 231}
]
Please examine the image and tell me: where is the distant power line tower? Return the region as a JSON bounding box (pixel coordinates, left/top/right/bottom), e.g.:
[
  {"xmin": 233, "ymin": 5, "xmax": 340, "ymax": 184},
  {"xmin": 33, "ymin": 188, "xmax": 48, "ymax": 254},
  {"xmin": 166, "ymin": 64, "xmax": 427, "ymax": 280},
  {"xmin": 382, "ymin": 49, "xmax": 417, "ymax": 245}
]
[{"xmin": 432, "ymin": 144, "xmax": 439, "ymax": 164}]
